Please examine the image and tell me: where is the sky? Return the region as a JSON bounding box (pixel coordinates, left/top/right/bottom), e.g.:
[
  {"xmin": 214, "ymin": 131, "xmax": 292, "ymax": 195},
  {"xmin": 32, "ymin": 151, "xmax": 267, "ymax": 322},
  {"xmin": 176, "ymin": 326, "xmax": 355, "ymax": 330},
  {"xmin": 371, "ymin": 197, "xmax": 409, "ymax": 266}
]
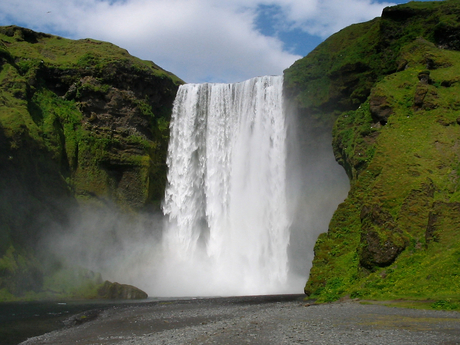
[{"xmin": 0, "ymin": 0, "xmax": 436, "ymax": 83}]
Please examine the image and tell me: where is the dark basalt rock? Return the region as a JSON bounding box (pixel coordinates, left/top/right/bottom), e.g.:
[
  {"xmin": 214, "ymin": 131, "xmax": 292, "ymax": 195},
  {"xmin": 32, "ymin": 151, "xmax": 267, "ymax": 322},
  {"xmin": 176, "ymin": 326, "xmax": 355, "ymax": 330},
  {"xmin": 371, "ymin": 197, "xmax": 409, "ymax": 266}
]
[
  {"xmin": 63, "ymin": 309, "xmax": 103, "ymax": 327},
  {"xmin": 359, "ymin": 204, "xmax": 406, "ymax": 269},
  {"xmin": 359, "ymin": 230, "xmax": 406, "ymax": 269},
  {"xmin": 369, "ymin": 94, "xmax": 393, "ymax": 125},
  {"xmin": 97, "ymin": 281, "xmax": 148, "ymax": 300}
]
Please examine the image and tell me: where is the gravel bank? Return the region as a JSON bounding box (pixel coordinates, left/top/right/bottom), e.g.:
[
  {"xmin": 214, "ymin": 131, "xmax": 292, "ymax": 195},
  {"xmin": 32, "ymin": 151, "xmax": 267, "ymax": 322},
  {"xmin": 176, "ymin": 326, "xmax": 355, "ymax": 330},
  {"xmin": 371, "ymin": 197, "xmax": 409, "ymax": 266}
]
[{"xmin": 20, "ymin": 295, "xmax": 460, "ymax": 345}]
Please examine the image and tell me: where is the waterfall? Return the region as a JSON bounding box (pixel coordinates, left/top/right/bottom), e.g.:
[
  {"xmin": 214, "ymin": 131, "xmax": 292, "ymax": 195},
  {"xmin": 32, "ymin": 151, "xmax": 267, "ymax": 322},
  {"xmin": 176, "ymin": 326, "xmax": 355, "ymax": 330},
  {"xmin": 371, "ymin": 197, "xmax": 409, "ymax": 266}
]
[
  {"xmin": 72, "ymin": 75, "xmax": 348, "ymax": 297},
  {"xmin": 158, "ymin": 76, "xmax": 292, "ymax": 296}
]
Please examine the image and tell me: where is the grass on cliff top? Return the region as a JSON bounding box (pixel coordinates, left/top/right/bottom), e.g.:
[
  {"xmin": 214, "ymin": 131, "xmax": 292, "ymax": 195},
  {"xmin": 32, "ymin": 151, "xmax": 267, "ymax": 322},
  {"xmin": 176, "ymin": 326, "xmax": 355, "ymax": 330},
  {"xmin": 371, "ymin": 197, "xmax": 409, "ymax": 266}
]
[
  {"xmin": 283, "ymin": 18, "xmax": 380, "ymax": 120},
  {"xmin": 0, "ymin": 26, "xmax": 182, "ymax": 85},
  {"xmin": 284, "ymin": 0, "xmax": 460, "ymax": 124}
]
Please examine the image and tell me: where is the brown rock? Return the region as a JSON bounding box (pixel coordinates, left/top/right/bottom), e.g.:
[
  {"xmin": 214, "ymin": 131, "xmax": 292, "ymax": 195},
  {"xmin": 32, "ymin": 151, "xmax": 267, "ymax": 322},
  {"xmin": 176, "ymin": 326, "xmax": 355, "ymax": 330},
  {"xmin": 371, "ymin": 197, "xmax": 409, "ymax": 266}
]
[
  {"xmin": 359, "ymin": 204, "xmax": 406, "ymax": 269},
  {"xmin": 97, "ymin": 281, "xmax": 148, "ymax": 299},
  {"xmin": 369, "ymin": 94, "xmax": 393, "ymax": 125},
  {"xmin": 413, "ymin": 84, "xmax": 438, "ymax": 110}
]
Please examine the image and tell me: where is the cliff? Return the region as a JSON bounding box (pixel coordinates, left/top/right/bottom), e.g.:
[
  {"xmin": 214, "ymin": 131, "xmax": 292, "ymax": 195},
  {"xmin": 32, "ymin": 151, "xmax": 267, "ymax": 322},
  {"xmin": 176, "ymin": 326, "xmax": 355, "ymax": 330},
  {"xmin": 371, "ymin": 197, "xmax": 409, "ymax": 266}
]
[
  {"xmin": 284, "ymin": 0, "xmax": 460, "ymax": 304},
  {"xmin": 0, "ymin": 25, "xmax": 182, "ymax": 300}
]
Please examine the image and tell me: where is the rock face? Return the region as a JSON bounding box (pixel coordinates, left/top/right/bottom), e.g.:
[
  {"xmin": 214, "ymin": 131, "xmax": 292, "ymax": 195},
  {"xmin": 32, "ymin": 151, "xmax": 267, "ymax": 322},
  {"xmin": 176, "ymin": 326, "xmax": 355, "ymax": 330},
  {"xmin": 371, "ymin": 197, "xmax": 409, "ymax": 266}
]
[
  {"xmin": 284, "ymin": 1, "xmax": 460, "ymax": 301},
  {"xmin": 0, "ymin": 25, "xmax": 183, "ymax": 300}
]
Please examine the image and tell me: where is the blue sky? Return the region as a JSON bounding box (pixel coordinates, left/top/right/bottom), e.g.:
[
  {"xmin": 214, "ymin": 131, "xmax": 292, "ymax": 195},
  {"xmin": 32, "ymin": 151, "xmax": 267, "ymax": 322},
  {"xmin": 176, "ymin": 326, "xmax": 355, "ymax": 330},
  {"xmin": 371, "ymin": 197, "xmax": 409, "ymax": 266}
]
[{"xmin": 0, "ymin": 0, "xmax": 437, "ymax": 83}]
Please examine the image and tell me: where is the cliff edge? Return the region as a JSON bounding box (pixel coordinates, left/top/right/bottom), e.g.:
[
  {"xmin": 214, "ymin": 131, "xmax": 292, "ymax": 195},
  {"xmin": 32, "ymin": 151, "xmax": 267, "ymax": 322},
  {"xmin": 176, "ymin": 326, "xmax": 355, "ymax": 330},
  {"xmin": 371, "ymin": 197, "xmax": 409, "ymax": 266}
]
[{"xmin": 284, "ymin": 0, "xmax": 460, "ymax": 304}]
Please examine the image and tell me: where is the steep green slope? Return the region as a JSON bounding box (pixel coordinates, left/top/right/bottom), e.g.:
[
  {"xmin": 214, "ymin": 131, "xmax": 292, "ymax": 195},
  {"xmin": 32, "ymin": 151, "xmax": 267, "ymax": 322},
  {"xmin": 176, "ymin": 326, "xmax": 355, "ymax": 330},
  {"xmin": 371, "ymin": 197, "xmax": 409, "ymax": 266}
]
[
  {"xmin": 284, "ymin": 0, "xmax": 460, "ymax": 306},
  {"xmin": 0, "ymin": 26, "xmax": 182, "ymax": 300}
]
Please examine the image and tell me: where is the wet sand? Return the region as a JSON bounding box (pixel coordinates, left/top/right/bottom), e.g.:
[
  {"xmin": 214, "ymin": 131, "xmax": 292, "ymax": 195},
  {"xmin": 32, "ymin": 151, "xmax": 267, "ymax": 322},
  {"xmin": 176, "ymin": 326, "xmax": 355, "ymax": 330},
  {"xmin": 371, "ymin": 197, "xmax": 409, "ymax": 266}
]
[{"xmin": 19, "ymin": 295, "xmax": 460, "ymax": 344}]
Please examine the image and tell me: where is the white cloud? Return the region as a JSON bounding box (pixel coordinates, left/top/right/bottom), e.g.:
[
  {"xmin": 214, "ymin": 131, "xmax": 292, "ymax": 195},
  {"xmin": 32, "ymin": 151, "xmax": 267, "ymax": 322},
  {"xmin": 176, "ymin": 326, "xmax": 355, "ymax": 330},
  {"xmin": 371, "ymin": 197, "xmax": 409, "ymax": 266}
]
[
  {"xmin": 278, "ymin": 0, "xmax": 395, "ymax": 37},
  {"xmin": 0, "ymin": 0, "xmax": 396, "ymax": 83},
  {"xmin": 76, "ymin": 0, "xmax": 299, "ymax": 83}
]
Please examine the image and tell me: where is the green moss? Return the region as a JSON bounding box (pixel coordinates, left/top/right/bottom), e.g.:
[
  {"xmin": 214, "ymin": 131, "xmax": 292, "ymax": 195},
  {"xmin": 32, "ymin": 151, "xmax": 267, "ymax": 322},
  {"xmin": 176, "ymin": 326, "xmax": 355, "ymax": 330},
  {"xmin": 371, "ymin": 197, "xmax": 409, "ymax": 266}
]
[
  {"xmin": 0, "ymin": 27, "xmax": 182, "ymax": 85},
  {"xmin": 291, "ymin": 1, "xmax": 460, "ymax": 308},
  {"xmin": 30, "ymin": 88, "xmax": 82, "ymax": 164}
]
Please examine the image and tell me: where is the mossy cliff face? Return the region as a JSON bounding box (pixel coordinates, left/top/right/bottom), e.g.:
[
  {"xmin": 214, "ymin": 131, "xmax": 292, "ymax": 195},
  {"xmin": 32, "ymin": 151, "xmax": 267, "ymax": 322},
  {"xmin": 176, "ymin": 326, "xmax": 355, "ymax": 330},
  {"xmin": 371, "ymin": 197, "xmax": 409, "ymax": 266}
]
[
  {"xmin": 0, "ymin": 26, "xmax": 182, "ymax": 300},
  {"xmin": 284, "ymin": 1, "xmax": 460, "ymax": 303}
]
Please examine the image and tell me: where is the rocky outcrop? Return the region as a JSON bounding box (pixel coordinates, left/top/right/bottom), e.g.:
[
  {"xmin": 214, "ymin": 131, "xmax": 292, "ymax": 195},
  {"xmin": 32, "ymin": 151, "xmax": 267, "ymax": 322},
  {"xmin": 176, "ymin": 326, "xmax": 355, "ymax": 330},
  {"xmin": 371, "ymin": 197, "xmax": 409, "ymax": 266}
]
[
  {"xmin": 359, "ymin": 204, "xmax": 406, "ymax": 269},
  {"xmin": 369, "ymin": 93, "xmax": 393, "ymax": 126},
  {"xmin": 97, "ymin": 281, "xmax": 148, "ymax": 300}
]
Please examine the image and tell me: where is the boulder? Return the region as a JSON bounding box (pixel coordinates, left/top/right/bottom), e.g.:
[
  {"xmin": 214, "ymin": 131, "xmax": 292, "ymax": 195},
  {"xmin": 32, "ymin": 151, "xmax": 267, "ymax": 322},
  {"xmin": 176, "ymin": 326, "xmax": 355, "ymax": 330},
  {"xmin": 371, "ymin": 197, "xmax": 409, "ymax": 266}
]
[{"xmin": 97, "ymin": 281, "xmax": 148, "ymax": 300}]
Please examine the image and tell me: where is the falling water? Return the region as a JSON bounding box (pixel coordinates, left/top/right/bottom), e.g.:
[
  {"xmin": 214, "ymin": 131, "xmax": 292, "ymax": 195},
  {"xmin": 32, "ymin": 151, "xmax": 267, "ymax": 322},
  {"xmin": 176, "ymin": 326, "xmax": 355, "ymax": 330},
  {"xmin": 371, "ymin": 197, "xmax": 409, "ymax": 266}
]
[{"xmin": 157, "ymin": 76, "xmax": 293, "ymax": 296}]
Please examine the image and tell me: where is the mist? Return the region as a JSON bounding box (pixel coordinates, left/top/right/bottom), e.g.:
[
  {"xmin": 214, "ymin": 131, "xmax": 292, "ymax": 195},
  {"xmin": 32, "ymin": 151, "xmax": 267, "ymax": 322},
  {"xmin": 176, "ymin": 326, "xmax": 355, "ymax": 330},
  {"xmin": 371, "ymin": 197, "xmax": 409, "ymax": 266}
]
[
  {"xmin": 285, "ymin": 103, "xmax": 350, "ymax": 281},
  {"xmin": 41, "ymin": 78, "xmax": 349, "ymax": 298}
]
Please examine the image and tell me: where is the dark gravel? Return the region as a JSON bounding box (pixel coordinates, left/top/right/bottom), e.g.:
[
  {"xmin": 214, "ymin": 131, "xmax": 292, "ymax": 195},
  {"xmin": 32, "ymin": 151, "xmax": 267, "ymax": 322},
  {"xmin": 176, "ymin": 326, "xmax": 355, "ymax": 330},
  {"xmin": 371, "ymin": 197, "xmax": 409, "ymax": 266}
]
[{"xmin": 19, "ymin": 295, "xmax": 460, "ymax": 345}]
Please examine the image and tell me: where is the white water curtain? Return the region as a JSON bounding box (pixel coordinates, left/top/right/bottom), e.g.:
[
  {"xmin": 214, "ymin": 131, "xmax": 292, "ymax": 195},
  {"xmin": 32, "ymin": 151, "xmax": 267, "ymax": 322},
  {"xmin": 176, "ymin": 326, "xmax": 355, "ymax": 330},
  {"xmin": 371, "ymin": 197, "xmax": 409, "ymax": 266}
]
[{"xmin": 159, "ymin": 76, "xmax": 291, "ymax": 296}]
